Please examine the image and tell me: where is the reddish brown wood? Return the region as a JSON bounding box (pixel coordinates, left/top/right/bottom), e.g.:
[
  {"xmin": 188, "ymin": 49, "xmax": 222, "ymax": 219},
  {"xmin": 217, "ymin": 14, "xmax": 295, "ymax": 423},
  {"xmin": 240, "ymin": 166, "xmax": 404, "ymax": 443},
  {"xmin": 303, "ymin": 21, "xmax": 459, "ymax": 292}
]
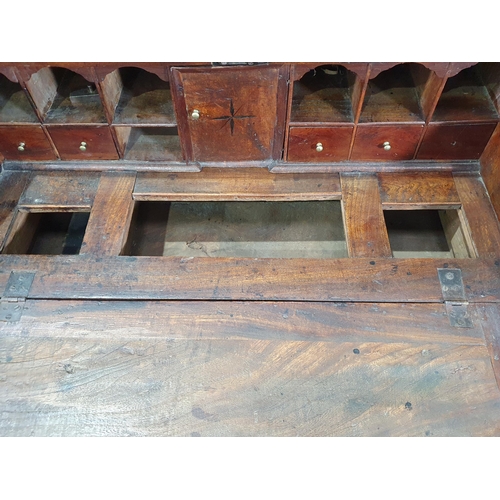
[
  {"xmin": 46, "ymin": 126, "xmax": 119, "ymax": 160},
  {"xmin": 341, "ymin": 174, "xmax": 392, "ymax": 257},
  {"xmin": 0, "ymin": 125, "xmax": 58, "ymax": 161},
  {"xmin": 480, "ymin": 123, "xmax": 500, "ymax": 222},
  {"xmin": 351, "ymin": 125, "xmax": 424, "ymax": 161},
  {"xmin": 287, "ymin": 127, "xmax": 353, "ymax": 162},
  {"xmin": 80, "ymin": 173, "xmax": 136, "ymax": 256}
]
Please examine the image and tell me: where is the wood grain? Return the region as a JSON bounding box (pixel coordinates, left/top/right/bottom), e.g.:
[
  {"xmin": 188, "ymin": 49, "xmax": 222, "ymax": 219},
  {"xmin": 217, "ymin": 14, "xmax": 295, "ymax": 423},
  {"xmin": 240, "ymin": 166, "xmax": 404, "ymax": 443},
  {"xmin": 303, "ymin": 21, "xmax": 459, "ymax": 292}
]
[
  {"xmin": 378, "ymin": 172, "xmax": 461, "ymax": 209},
  {"xmin": 480, "ymin": 123, "xmax": 500, "ymax": 222},
  {"xmin": 477, "ymin": 303, "xmax": 500, "ymax": 391},
  {"xmin": 0, "ymin": 125, "xmax": 58, "ymax": 161},
  {"xmin": 341, "ymin": 174, "xmax": 392, "ymax": 257},
  {"xmin": 18, "ymin": 172, "xmax": 100, "ymax": 211},
  {"xmin": 80, "ymin": 173, "xmax": 136, "ymax": 256},
  {"xmin": 134, "ymin": 168, "xmax": 341, "ymax": 201},
  {"xmin": 454, "ymin": 174, "xmax": 500, "ymax": 257}
]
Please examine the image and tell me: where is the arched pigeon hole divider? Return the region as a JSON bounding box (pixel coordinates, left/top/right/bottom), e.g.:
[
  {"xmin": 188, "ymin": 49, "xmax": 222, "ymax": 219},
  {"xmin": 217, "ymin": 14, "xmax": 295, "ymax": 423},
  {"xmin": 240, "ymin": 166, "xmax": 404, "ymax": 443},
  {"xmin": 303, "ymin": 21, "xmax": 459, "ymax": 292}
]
[{"xmin": 0, "ymin": 72, "xmax": 39, "ymax": 124}]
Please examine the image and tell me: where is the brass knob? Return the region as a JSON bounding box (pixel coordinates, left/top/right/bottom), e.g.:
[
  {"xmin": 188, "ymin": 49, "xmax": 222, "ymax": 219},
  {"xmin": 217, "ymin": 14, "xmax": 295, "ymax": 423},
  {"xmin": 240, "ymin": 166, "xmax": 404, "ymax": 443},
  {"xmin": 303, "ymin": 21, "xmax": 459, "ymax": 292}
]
[
  {"xmin": 17, "ymin": 142, "xmax": 26, "ymax": 152},
  {"xmin": 79, "ymin": 142, "xmax": 87, "ymax": 151},
  {"xmin": 383, "ymin": 141, "xmax": 391, "ymax": 151},
  {"xmin": 191, "ymin": 109, "xmax": 200, "ymax": 120},
  {"xmin": 316, "ymin": 142, "xmax": 324, "ymax": 152}
]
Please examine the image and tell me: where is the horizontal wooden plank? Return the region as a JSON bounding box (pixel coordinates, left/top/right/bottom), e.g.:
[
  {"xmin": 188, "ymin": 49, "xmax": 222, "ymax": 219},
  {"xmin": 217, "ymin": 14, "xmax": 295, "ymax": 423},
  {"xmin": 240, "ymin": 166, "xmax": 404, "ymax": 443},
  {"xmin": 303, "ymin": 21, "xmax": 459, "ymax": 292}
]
[
  {"xmin": 0, "ymin": 255, "xmax": 499, "ymax": 302},
  {"xmin": 18, "ymin": 172, "xmax": 100, "ymax": 211},
  {"xmin": 1, "ymin": 335, "xmax": 498, "ymax": 436},
  {"xmin": 133, "ymin": 168, "xmax": 342, "ymax": 201},
  {"xmin": 476, "ymin": 303, "xmax": 500, "ymax": 391},
  {"xmin": 378, "ymin": 172, "xmax": 461, "ymax": 209},
  {"xmin": 0, "ymin": 300, "xmax": 485, "ymax": 345}
]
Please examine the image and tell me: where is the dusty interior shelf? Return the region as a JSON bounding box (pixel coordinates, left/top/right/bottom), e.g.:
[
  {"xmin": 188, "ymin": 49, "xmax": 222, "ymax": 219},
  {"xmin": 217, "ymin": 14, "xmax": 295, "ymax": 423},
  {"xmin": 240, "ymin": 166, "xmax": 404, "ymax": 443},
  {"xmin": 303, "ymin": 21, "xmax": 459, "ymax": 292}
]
[
  {"xmin": 360, "ymin": 63, "xmax": 426, "ymax": 123},
  {"xmin": 2, "ymin": 211, "xmax": 90, "ymax": 255},
  {"xmin": 0, "ymin": 75, "xmax": 38, "ymax": 123},
  {"xmin": 432, "ymin": 63, "xmax": 500, "ymax": 123},
  {"xmin": 123, "ymin": 200, "xmax": 348, "ymax": 258},
  {"xmin": 291, "ymin": 65, "xmax": 355, "ymax": 123}
]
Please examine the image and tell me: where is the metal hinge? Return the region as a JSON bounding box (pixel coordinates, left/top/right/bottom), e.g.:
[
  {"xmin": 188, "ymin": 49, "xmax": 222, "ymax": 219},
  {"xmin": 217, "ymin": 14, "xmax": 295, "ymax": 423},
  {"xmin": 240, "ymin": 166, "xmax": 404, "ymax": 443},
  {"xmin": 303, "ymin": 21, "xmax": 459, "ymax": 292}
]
[
  {"xmin": 437, "ymin": 268, "xmax": 472, "ymax": 328},
  {"xmin": 0, "ymin": 271, "xmax": 35, "ymax": 322}
]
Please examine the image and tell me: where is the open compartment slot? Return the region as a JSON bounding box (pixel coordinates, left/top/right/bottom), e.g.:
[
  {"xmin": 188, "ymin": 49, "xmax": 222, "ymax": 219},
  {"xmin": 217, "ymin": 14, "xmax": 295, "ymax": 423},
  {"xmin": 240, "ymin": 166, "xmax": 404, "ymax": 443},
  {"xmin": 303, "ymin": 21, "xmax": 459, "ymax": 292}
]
[
  {"xmin": 2, "ymin": 211, "xmax": 90, "ymax": 255},
  {"xmin": 101, "ymin": 67, "xmax": 175, "ymax": 125},
  {"xmin": 431, "ymin": 63, "xmax": 500, "ymax": 122},
  {"xmin": 25, "ymin": 67, "xmax": 106, "ymax": 124},
  {"xmin": 291, "ymin": 65, "xmax": 357, "ymax": 123},
  {"xmin": 383, "ymin": 209, "xmax": 475, "ymax": 258},
  {"xmin": 123, "ymin": 200, "xmax": 348, "ymax": 258},
  {"xmin": 114, "ymin": 126, "xmax": 182, "ymax": 161},
  {"xmin": 0, "ymin": 74, "xmax": 38, "ymax": 124},
  {"xmin": 360, "ymin": 63, "xmax": 428, "ymax": 123}
]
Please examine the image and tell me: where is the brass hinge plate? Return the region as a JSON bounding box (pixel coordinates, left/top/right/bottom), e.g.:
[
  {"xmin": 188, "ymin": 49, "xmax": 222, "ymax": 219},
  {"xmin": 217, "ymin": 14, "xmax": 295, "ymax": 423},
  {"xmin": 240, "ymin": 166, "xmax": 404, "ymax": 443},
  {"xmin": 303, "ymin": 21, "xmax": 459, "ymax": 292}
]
[
  {"xmin": 0, "ymin": 271, "xmax": 35, "ymax": 322},
  {"xmin": 437, "ymin": 268, "xmax": 472, "ymax": 328}
]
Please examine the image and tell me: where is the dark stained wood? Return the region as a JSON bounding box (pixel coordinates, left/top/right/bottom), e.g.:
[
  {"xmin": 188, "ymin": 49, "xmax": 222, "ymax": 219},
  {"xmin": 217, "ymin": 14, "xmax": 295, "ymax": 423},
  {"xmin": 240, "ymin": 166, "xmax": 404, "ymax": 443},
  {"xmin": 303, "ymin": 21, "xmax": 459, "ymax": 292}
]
[
  {"xmin": 417, "ymin": 70, "xmax": 447, "ymax": 122},
  {"xmin": 18, "ymin": 172, "xmax": 100, "ymax": 211},
  {"xmin": 46, "ymin": 125, "xmax": 119, "ymax": 160},
  {"xmin": 172, "ymin": 65, "xmax": 285, "ymax": 162},
  {"xmin": 480, "ymin": 123, "xmax": 500, "ymax": 222},
  {"xmin": 453, "ymin": 174, "xmax": 500, "ymax": 258},
  {"xmin": 80, "ymin": 173, "xmax": 136, "ymax": 256},
  {"xmin": 0, "ymin": 125, "xmax": 58, "ymax": 161},
  {"xmin": 351, "ymin": 125, "xmax": 424, "ymax": 161},
  {"xmin": 2, "ymin": 211, "xmax": 42, "ymax": 254},
  {"xmin": 0, "ymin": 255, "xmax": 499, "ymax": 302},
  {"xmin": 0, "ymin": 171, "xmax": 31, "ymax": 251},
  {"xmin": 378, "ymin": 172, "xmax": 461, "ymax": 209},
  {"xmin": 292, "ymin": 63, "xmax": 369, "ymax": 82},
  {"xmin": 134, "ymin": 168, "xmax": 341, "ymax": 201},
  {"xmin": 286, "ymin": 127, "xmax": 353, "ymax": 162},
  {"xmin": 476, "ymin": 303, "xmax": 500, "ymax": 391},
  {"xmin": 341, "ymin": 174, "xmax": 392, "ymax": 257},
  {"xmin": 417, "ymin": 123, "xmax": 497, "ymax": 160}
]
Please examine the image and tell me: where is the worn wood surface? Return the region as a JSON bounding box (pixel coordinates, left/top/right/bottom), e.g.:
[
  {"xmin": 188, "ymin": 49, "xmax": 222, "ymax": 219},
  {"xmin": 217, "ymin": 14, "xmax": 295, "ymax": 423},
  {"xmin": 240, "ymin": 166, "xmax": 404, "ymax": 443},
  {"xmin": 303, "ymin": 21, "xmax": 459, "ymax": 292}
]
[
  {"xmin": 341, "ymin": 174, "xmax": 392, "ymax": 257},
  {"xmin": 480, "ymin": 123, "xmax": 500, "ymax": 222},
  {"xmin": 454, "ymin": 174, "xmax": 500, "ymax": 258},
  {"xmin": 378, "ymin": 172, "xmax": 461, "ymax": 209},
  {"xmin": 476, "ymin": 303, "xmax": 500, "ymax": 391},
  {"xmin": 80, "ymin": 173, "xmax": 136, "ymax": 256},
  {"xmin": 0, "ymin": 125, "xmax": 58, "ymax": 161},
  {"xmin": 18, "ymin": 172, "xmax": 100, "ymax": 211},
  {"xmin": 1, "ymin": 299, "xmax": 499, "ymax": 437},
  {"xmin": 134, "ymin": 168, "xmax": 341, "ymax": 201}
]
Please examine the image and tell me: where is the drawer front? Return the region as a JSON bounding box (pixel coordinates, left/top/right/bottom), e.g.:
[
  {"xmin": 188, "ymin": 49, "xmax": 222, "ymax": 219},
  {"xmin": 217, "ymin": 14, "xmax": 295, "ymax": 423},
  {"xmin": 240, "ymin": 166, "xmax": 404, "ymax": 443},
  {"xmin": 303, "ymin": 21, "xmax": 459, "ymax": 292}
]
[
  {"xmin": 47, "ymin": 126, "xmax": 119, "ymax": 160},
  {"xmin": 416, "ymin": 123, "xmax": 497, "ymax": 160},
  {"xmin": 351, "ymin": 125, "xmax": 424, "ymax": 161},
  {"xmin": 0, "ymin": 125, "xmax": 58, "ymax": 160},
  {"xmin": 287, "ymin": 126, "xmax": 353, "ymax": 162}
]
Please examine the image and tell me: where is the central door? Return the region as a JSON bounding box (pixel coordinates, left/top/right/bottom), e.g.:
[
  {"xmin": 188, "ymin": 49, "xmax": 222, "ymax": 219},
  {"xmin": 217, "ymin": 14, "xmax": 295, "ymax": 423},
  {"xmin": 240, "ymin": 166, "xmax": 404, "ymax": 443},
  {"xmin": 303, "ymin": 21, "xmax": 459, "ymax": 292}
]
[{"xmin": 172, "ymin": 65, "xmax": 286, "ymax": 162}]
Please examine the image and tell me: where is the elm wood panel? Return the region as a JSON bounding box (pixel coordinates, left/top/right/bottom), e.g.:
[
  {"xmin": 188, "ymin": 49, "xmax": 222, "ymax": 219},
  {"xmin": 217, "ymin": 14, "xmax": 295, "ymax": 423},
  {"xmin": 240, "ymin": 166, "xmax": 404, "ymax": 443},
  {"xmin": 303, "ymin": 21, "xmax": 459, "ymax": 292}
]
[
  {"xmin": 172, "ymin": 66, "xmax": 284, "ymax": 162},
  {"xmin": 286, "ymin": 127, "xmax": 353, "ymax": 162},
  {"xmin": 3, "ymin": 256, "xmax": 499, "ymax": 302},
  {"xmin": 18, "ymin": 172, "xmax": 100, "ymax": 211},
  {"xmin": 453, "ymin": 174, "xmax": 500, "ymax": 258},
  {"xmin": 476, "ymin": 304, "xmax": 500, "ymax": 391},
  {"xmin": 0, "ymin": 126, "xmax": 58, "ymax": 161},
  {"xmin": 46, "ymin": 126, "xmax": 119, "ymax": 160},
  {"xmin": 341, "ymin": 174, "xmax": 392, "ymax": 258},
  {"xmin": 1, "ymin": 335, "xmax": 499, "ymax": 437},
  {"xmin": 378, "ymin": 172, "xmax": 461, "ymax": 209},
  {"xmin": 480, "ymin": 123, "xmax": 500, "ymax": 222},
  {"xmin": 134, "ymin": 168, "xmax": 342, "ymax": 201},
  {"xmin": 417, "ymin": 123, "xmax": 497, "ymax": 160},
  {"xmin": 1, "ymin": 300, "xmax": 485, "ymax": 345},
  {"xmin": 351, "ymin": 125, "xmax": 424, "ymax": 161},
  {"xmin": 80, "ymin": 173, "xmax": 136, "ymax": 256},
  {"xmin": 0, "ymin": 171, "xmax": 31, "ymax": 251}
]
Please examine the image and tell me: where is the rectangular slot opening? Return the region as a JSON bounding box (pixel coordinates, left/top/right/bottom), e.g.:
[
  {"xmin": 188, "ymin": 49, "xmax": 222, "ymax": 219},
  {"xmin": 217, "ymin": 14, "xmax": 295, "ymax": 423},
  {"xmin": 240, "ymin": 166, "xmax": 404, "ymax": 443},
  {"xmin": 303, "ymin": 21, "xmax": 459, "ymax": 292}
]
[
  {"xmin": 114, "ymin": 126, "xmax": 182, "ymax": 161},
  {"xmin": 123, "ymin": 200, "xmax": 348, "ymax": 258},
  {"xmin": 383, "ymin": 209, "xmax": 475, "ymax": 258},
  {"xmin": 291, "ymin": 65, "xmax": 356, "ymax": 123},
  {"xmin": 2, "ymin": 211, "xmax": 90, "ymax": 255},
  {"xmin": 0, "ymin": 74, "xmax": 38, "ymax": 123}
]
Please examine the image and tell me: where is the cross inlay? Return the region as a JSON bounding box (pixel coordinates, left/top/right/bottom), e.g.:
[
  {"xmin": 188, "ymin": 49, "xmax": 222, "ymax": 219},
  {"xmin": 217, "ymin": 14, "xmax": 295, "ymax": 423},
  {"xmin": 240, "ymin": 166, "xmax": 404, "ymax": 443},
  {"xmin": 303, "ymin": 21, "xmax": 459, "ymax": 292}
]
[{"xmin": 212, "ymin": 99, "xmax": 255, "ymax": 136}]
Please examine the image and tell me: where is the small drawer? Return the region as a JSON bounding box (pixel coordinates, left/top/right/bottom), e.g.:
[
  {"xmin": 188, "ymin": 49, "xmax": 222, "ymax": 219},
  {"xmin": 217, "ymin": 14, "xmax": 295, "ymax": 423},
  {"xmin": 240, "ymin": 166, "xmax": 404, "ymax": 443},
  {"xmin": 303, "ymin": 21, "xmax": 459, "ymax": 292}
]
[
  {"xmin": 351, "ymin": 124, "xmax": 424, "ymax": 161},
  {"xmin": 416, "ymin": 123, "xmax": 497, "ymax": 160},
  {"xmin": 0, "ymin": 125, "xmax": 58, "ymax": 161},
  {"xmin": 287, "ymin": 126, "xmax": 353, "ymax": 162},
  {"xmin": 46, "ymin": 125, "xmax": 119, "ymax": 160}
]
